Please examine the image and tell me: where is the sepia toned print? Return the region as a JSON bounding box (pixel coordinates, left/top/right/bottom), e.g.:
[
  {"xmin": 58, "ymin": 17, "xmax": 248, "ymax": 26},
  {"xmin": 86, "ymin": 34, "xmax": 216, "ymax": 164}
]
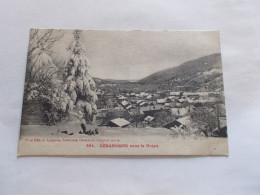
[{"xmin": 18, "ymin": 29, "xmax": 228, "ymax": 156}]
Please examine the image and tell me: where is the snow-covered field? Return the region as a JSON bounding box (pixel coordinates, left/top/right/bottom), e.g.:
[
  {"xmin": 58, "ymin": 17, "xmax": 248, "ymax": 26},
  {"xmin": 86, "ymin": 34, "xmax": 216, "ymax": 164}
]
[
  {"xmin": 18, "ymin": 122, "xmax": 228, "ymax": 156},
  {"xmin": 19, "ymin": 122, "xmax": 173, "ymax": 138}
]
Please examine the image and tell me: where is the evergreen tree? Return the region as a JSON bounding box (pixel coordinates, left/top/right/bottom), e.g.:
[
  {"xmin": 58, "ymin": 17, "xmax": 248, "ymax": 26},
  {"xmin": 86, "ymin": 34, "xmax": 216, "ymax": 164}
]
[{"xmin": 64, "ymin": 30, "xmax": 98, "ymax": 129}]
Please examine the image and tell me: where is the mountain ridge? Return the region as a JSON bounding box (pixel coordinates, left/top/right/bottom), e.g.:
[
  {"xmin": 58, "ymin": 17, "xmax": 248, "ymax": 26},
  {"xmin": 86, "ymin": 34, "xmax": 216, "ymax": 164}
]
[
  {"xmin": 94, "ymin": 53, "xmax": 224, "ymax": 92},
  {"xmin": 139, "ymin": 53, "xmax": 222, "ymax": 84}
]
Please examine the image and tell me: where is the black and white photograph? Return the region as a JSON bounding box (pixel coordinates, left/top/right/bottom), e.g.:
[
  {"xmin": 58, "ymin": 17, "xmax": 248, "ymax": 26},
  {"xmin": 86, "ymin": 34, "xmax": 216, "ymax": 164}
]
[
  {"xmin": 1, "ymin": 0, "xmax": 260, "ymax": 195},
  {"xmin": 18, "ymin": 29, "xmax": 228, "ymax": 156}
]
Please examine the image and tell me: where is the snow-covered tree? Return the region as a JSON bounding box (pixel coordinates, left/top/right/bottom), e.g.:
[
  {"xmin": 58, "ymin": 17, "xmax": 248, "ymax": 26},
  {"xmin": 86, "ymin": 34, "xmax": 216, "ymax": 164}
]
[
  {"xmin": 25, "ymin": 47, "xmax": 57, "ymax": 99},
  {"xmin": 64, "ymin": 30, "xmax": 98, "ymax": 129},
  {"xmin": 23, "ymin": 30, "xmax": 75, "ymax": 125},
  {"xmin": 25, "ymin": 29, "xmax": 65, "ymax": 102},
  {"xmin": 27, "ymin": 29, "xmax": 64, "ymax": 60}
]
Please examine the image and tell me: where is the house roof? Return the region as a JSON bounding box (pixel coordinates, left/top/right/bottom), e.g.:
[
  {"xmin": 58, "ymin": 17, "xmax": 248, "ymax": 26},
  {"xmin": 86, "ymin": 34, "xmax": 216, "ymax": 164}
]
[
  {"xmin": 157, "ymin": 99, "xmax": 166, "ymax": 103},
  {"xmin": 178, "ymin": 98, "xmax": 186, "ymax": 103},
  {"xmin": 192, "ymin": 98, "xmax": 215, "ymax": 104},
  {"xmin": 183, "ymin": 92, "xmax": 209, "ymax": 96},
  {"xmin": 140, "ymin": 92, "xmax": 148, "ymax": 96},
  {"xmin": 163, "ymin": 120, "xmax": 185, "ymax": 129},
  {"xmin": 140, "ymin": 102, "xmax": 147, "ymax": 106},
  {"xmin": 146, "ymin": 94, "xmax": 152, "ymax": 99},
  {"xmin": 121, "ymin": 100, "xmax": 129, "ymax": 106},
  {"xmin": 177, "ymin": 116, "xmax": 191, "ymax": 125},
  {"xmin": 126, "ymin": 105, "xmax": 133, "ymax": 110},
  {"xmin": 136, "ymin": 100, "xmax": 143, "ymax": 104},
  {"xmin": 144, "ymin": 115, "xmax": 154, "ymax": 122},
  {"xmin": 118, "ymin": 96, "xmax": 127, "ymax": 100},
  {"xmin": 110, "ymin": 118, "xmax": 130, "ymax": 127},
  {"xmin": 170, "ymin": 92, "xmax": 180, "ymax": 96},
  {"xmin": 163, "ymin": 116, "xmax": 191, "ymax": 129}
]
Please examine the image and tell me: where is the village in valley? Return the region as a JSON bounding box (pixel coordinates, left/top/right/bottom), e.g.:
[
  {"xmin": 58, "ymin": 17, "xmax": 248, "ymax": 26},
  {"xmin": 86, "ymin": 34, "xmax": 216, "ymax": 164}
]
[
  {"xmin": 19, "ymin": 29, "xmax": 229, "ymax": 158},
  {"xmin": 20, "ymin": 29, "xmax": 228, "ymax": 139},
  {"xmin": 94, "ymin": 82, "xmax": 227, "ymax": 138}
]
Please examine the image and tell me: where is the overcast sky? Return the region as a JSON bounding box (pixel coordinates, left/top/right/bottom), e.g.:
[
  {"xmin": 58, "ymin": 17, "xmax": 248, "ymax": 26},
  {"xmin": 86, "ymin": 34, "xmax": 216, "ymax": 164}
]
[{"xmin": 53, "ymin": 30, "xmax": 221, "ymax": 80}]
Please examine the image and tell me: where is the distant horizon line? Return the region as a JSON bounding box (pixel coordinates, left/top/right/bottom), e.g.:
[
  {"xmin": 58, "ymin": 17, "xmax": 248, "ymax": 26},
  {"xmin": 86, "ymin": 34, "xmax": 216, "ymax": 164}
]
[{"xmin": 93, "ymin": 77, "xmax": 139, "ymax": 82}]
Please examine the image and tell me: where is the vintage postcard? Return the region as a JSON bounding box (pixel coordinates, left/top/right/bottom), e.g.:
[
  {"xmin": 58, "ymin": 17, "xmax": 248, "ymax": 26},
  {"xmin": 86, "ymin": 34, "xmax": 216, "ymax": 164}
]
[{"xmin": 18, "ymin": 29, "xmax": 228, "ymax": 156}]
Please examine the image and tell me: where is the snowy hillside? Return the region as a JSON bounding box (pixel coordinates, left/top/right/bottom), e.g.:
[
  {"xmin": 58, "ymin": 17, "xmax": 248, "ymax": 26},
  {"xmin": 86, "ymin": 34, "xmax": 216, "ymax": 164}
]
[{"xmin": 139, "ymin": 53, "xmax": 224, "ymax": 91}]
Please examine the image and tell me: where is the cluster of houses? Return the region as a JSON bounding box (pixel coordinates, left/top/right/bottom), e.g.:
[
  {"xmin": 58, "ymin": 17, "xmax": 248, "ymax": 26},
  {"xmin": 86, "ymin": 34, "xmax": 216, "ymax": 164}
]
[{"xmin": 95, "ymin": 89, "xmax": 227, "ymax": 137}]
